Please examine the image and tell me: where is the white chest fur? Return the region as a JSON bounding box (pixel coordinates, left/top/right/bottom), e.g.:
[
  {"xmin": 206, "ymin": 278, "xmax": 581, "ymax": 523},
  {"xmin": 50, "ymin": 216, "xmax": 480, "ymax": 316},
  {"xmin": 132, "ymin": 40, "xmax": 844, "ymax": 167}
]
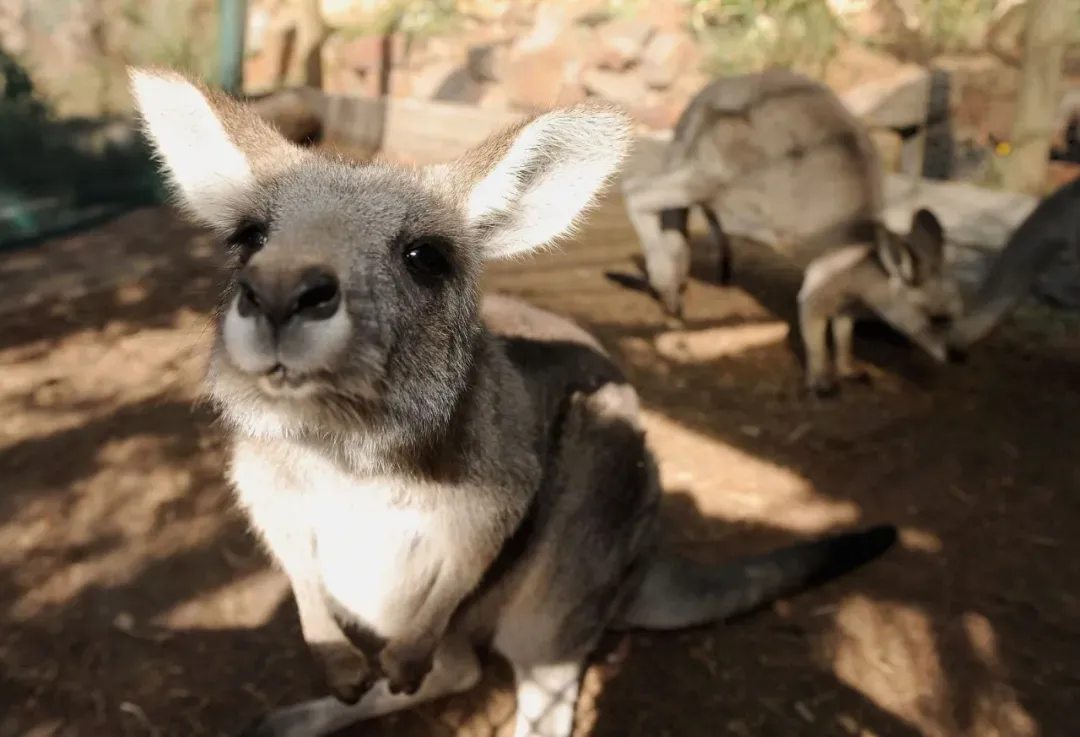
[{"xmin": 230, "ymin": 440, "xmax": 463, "ymax": 638}]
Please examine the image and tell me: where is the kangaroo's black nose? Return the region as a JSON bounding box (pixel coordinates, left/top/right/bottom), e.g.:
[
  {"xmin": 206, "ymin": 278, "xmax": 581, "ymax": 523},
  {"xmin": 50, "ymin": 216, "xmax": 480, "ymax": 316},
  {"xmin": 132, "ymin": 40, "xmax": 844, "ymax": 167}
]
[
  {"xmin": 236, "ymin": 266, "xmax": 341, "ymax": 326},
  {"xmin": 928, "ymin": 314, "xmax": 953, "ymax": 329}
]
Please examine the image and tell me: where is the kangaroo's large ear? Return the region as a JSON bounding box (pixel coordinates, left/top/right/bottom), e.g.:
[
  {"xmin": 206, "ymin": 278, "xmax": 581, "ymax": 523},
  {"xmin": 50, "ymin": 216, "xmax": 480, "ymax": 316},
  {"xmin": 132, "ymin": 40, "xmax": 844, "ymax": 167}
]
[
  {"xmin": 127, "ymin": 66, "xmax": 304, "ymax": 232},
  {"xmin": 447, "ymin": 102, "xmax": 633, "ymax": 259},
  {"xmin": 874, "ymin": 222, "xmax": 916, "ymax": 284},
  {"xmin": 907, "ymin": 207, "xmax": 946, "ymax": 273}
]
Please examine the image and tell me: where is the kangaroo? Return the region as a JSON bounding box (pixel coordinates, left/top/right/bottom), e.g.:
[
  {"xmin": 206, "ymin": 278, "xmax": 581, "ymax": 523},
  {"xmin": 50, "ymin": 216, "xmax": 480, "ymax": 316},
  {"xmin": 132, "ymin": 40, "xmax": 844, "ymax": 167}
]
[
  {"xmin": 620, "ymin": 69, "xmax": 965, "ymax": 392},
  {"xmin": 129, "ymin": 66, "xmax": 900, "ymax": 737},
  {"xmin": 798, "ymin": 208, "xmax": 965, "ymax": 396},
  {"xmin": 945, "ymin": 175, "xmax": 1080, "ymax": 353}
]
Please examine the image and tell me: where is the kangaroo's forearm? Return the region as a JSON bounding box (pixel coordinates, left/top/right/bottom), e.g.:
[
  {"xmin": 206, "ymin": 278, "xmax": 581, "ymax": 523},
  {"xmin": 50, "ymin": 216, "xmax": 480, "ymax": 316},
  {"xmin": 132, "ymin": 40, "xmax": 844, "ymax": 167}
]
[{"xmin": 375, "ymin": 544, "xmax": 499, "ymax": 695}]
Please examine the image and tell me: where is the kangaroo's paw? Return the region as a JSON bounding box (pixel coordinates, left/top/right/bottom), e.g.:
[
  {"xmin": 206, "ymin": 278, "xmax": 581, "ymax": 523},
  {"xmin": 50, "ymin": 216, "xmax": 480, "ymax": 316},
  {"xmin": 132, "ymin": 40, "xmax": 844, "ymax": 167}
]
[
  {"xmin": 839, "ymin": 368, "xmax": 873, "ymax": 385},
  {"xmin": 807, "ymin": 377, "xmax": 841, "ymax": 399}
]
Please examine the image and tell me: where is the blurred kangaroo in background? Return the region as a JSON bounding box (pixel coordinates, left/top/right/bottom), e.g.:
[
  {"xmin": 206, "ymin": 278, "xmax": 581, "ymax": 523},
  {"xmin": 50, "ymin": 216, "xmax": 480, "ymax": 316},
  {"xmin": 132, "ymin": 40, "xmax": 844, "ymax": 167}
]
[
  {"xmin": 129, "ymin": 66, "xmax": 900, "ymax": 737},
  {"xmin": 945, "ymin": 176, "xmax": 1080, "ymax": 353},
  {"xmin": 620, "ymin": 68, "xmax": 965, "ymax": 395}
]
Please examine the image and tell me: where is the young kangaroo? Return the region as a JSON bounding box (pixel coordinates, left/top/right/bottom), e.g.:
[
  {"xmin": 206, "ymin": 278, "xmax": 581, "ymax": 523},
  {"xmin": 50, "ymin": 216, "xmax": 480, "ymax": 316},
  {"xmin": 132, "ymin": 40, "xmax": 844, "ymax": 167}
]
[
  {"xmin": 945, "ymin": 176, "xmax": 1080, "ymax": 353},
  {"xmin": 621, "ymin": 69, "xmax": 965, "ymax": 391},
  {"xmin": 799, "ymin": 208, "xmax": 964, "ymax": 396},
  {"xmin": 129, "ymin": 66, "xmax": 900, "ymax": 737}
]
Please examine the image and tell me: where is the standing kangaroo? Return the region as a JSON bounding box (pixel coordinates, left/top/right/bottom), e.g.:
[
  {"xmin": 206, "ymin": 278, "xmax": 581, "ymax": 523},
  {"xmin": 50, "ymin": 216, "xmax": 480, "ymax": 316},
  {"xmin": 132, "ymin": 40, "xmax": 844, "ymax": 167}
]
[
  {"xmin": 621, "ymin": 69, "xmax": 965, "ymax": 395},
  {"xmin": 945, "ymin": 176, "xmax": 1080, "ymax": 353},
  {"xmin": 129, "ymin": 66, "xmax": 899, "ymax": 737}
]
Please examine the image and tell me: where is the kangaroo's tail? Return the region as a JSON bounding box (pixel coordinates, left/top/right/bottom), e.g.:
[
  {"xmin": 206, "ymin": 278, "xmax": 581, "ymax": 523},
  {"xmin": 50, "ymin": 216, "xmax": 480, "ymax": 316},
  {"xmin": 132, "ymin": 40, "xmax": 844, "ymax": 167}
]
[
  {"xmin": 949, "ymin": 236, "xmax": 1071, "ymax": 348},
  {"xmin": 617, "ymin": 524, "xmax": 898, "ymax": 630},
  {"xmin": 949, "ymin": 179, "xmax": 1080, "ymax": 349}
]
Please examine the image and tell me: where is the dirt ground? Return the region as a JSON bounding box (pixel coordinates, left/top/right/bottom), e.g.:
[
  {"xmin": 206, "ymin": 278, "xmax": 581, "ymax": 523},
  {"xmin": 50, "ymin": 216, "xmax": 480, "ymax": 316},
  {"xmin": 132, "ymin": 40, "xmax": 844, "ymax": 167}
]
[{"xmin": 2, "ymin": 189, "xmax": 1079, "ymax": 737}]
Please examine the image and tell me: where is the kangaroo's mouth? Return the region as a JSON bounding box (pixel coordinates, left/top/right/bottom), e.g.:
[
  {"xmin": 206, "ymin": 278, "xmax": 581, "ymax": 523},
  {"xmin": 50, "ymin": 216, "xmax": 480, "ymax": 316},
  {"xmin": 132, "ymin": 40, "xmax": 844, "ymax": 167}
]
[{"xmin": 255, "ymin": 364, "xmax": 320, "ymax": 398}]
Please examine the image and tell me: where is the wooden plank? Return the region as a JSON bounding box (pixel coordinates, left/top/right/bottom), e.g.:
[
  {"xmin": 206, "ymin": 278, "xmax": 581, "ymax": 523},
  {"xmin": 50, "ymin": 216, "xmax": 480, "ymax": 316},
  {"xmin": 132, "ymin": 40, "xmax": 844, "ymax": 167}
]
[{"xmin": 381, "ymin": 98, "xmax": 524, "ymax": 162}]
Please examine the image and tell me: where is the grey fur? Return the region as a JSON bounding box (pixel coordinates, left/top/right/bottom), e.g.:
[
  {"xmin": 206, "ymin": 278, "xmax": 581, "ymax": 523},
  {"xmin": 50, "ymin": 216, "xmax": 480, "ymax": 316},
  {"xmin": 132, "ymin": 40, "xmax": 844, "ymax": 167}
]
[
  {"xmin": 945, "ymin": 176, "xmax": 1080, "ymax": 353},
  {"xmin": 621, "ymin": 69, "xmax": 965, "ymax": 394},
  {"xmin": 129, "ymin": 66, "xmax": 900, "ymax": 737}
]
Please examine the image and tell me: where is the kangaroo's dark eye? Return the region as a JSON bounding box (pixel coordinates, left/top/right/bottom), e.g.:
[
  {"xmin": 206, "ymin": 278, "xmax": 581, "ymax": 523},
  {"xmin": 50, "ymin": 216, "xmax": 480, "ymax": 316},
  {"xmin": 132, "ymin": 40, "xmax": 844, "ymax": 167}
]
[
  {"xmin": 403, "ymin": 237, "xmax": 452, "ymax": 284},
  {"xmin": 228, "ymin": 222, "xmax": 268, "ymax": 254}
]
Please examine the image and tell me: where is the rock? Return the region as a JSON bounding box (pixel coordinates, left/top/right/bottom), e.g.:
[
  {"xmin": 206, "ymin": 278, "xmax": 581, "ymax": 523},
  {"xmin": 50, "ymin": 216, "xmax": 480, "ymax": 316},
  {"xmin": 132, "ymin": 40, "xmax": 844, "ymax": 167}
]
[
  {"xmin": 243, "ymin": 51, "xmax": 281, "ymax": 95},
  {"xmin": 869, "ymin": 129, "xmax": 904, "ymax": 173},
  {"xmin": 244, "ymin": 3, "xmax": 276, "ymax": 56},
  {"xmin": 325, "ymin": 35, "xmax": 410, "ymax": 100},
  {"xmin": 410, "ymin": 60, "xmax": 463, "ymax": 100},
  {"xmin": 828, "ymin": 0, "xmax": 911, "ymax": 39},
  {"xmin": 410, "ymin": 35, "xmax": 469, "ymax": 69},
  {"xmin": 640, "ymin": 30, "xmax": 701, "ymax": 90},
  {"xmin": 466, "ymin": 42, "xmax": 512, "ymax": 83},
  {"xmin": 496, "ymin": 16, "xmax": 600, "ymax": 110},
  {"xmin": 631, "ymin": 96, "xmax": 687, "ymax": 131},
  {"xmin": 515, "ymin": 2, "xmax": 572, "ymax": 53},
  {"xmin": 623, "ymin": 70, "xmax": 705, "ymax": 132},
  {"xmin": 595, "ymin": 18, "xmax": 655, "ymax": 71},
  {"xmin": 582, "ymin": 68, "xmax": 651, "ymax": 107},
  {"xmin": 636, "ymin": 1, "xmax": 691, "ymax": 33},
  {"xmin": 823, "ymin": 42, "xmax": 909, "ymax": 94},
  {"xmin": 456, "ymin": 0, "xmax": 516, "ymax": 22},
  {"xmin": 340, "ymin": 33, "xmax": 410, "ymax": 75},
  {"xmin": 985, "ymin": 0, "xmax": 1029, "ymax": 60},
  {"xmin": 554, "ymin": 77, "xmax": 589, "ymax": 107},
  {"xmin": 502, "ymin": 44, "xmax": 568, "ymax": 110},
  {"xmin": 430, "ymin": 67, "xmax": 485, "ymax": 105},
  {"xmin": 502, "ymin": 33, "xmax": 591, "ymax": 112},
  {"xmin": 841, "ymin": 64, "xmax": 930, "ymax": 130},
  {"xmin": 477, "ymin": 84, "xmax": 510, "ymax": 110},
  {"xmin": 566, "ymin": 0, "xmax": 622, "ymax": 25},
  {"xmin": 319, "ymin": 33, "xmax": 350, "ymax": 94}
]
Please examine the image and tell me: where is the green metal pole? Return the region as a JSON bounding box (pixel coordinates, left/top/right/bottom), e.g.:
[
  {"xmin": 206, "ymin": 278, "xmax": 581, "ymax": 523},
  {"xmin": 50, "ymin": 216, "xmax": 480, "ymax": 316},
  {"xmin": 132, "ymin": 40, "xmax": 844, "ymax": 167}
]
[{"xmin": 219, "ymin": 0, "xmax": 249, "ymax": 96}]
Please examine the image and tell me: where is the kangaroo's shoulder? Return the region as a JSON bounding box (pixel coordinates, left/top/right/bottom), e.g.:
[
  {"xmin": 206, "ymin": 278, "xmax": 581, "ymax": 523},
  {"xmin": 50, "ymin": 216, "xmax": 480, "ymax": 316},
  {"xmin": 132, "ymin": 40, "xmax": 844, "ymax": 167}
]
[{"xmin": 482, "ymin": 294, "xmax": 626, "ymax": 403}]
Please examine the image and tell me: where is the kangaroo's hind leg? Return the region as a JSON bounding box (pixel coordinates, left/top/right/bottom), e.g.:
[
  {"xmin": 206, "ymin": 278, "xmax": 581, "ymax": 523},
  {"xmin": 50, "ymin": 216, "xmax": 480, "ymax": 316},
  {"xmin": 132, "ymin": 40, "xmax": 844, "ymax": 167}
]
[
  {"xmin": 495, "ymin": 382, "xmax": 660, "ymax": 737},
  {"xmin": 510, "ymin": 661, "xmax": 586, "ymax": 737},
  {"xmin": 832, "ymin": 311, "xmax": 872, "ymax": 384},
  {"xmin": 700, "ymin": 203, "xmax": 732, "ymax": 286}
]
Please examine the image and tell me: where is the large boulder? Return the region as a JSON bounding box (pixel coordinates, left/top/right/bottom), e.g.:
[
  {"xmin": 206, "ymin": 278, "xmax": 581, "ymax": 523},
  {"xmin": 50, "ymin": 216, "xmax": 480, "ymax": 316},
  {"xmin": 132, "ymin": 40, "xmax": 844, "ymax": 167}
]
[
  {"xmin": 639, "ymin": 30, "xmax": 702, "ymax": 91},
  {"xmin": 841, "ymin": 64, "xmax": 931, "ymax": 130},
  {"xmin": 594, "ymin": 17, "xmax": 656, "ymax": 71}
]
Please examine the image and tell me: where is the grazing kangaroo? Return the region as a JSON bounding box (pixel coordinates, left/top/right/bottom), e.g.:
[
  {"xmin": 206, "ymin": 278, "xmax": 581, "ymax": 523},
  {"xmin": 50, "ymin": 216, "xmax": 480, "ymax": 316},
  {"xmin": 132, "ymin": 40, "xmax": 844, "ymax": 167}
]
[
  {"xmin": 129, "ymin": 66, "xmax": 900, "ymax": 737},
  {"xmin": 945, "ymin": 176, "xmax": 1080, "ymax": 353},
  {"xmin": 798, "ymin": 208, "xmax": 966, "ymax": 396},
  {"xmin": 621, "ymin": 69, "xmax": 965, "ymax": 394}
]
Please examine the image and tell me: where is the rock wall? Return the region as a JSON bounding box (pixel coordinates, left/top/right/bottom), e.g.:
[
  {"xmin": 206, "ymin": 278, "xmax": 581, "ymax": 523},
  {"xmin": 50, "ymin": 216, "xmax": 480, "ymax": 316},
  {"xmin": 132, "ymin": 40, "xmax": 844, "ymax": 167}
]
[
  {"xmin": 246, "ymin": 1, "xmax": 712, "ymax": 132},
  {"xmin": 242, "ymin": 0, "xmax": 1080, "ymax": 184},
  {"xmin": 0, "ymin": 0, "xmax": 219, "ymax": 118},
  {"xmin": 1, "ymin": 0, "xmax": 1076, "ymax": 186}
]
